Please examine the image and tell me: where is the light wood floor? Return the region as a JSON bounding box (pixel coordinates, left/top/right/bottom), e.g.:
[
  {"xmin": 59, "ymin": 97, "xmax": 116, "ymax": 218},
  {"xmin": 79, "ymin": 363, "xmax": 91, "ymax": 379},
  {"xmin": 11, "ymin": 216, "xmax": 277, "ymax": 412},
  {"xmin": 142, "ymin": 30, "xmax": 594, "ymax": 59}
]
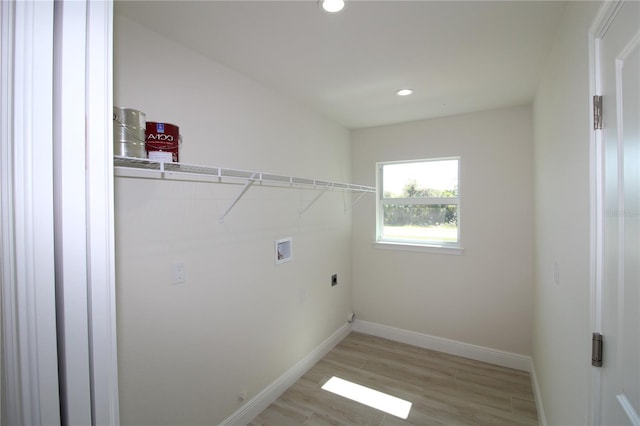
[{"xmin": 249, "ymin": 332, "xmax": 538, "ymax": 425}]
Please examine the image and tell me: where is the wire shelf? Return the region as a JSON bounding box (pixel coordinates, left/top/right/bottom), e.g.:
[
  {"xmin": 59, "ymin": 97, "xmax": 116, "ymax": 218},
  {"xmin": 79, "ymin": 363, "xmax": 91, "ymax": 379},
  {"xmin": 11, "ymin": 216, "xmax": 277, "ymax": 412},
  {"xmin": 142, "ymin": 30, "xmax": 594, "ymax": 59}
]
[
  {"xmin": 114, "ymin": 156, "xmax": 375, "ymax": 192},
  {"xmin": 114, "ymin": 156, "xmax": 375, "ymax": 222}
]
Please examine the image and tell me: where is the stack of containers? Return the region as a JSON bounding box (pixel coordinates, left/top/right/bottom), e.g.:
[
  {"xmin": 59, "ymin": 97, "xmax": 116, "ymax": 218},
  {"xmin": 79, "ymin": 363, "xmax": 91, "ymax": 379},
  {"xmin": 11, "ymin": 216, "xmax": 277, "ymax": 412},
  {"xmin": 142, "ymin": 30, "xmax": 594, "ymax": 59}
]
[
  {"xmin": 113, "ymin": 107, "xmax": 147, "ymax": 158},
  {"xmin": 113, "ymin": 107, "xmax": 182, "ymax": 162}
]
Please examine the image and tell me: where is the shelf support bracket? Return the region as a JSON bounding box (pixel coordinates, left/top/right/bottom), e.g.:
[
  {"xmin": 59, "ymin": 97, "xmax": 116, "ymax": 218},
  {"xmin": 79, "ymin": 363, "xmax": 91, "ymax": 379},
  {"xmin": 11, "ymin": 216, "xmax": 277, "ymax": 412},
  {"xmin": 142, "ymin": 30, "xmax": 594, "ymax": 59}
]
[
  {"xmin": 345, "ymin": 190, "xmax": 369, "ymax": 213},
  {"xmin": 352, "ymin": 190, "xmax": 368, "ymax": 207},
  {"xmin": 299, "ymin": 185, "xmax": 330, "ymax": 216},
  {"xmin": 219, "ymin": 173, "xmax": 258, "ymax": 224}
]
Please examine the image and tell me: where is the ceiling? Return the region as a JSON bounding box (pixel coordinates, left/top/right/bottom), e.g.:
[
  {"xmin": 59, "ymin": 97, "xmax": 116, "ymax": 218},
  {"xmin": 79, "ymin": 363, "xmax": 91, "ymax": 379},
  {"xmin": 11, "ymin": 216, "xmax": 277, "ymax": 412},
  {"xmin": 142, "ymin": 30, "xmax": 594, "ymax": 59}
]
[{"xmin": 114, "ymin": 1, "xmax": 567, "ymax": 129}]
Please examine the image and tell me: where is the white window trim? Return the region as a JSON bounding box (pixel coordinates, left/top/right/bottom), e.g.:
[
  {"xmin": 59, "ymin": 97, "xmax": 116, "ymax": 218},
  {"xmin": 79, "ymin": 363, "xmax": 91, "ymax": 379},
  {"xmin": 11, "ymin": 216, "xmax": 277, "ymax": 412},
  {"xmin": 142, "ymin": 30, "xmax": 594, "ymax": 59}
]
[
  {"xmin": 375, "ymin": 157, "xmax": 463, "ymax": 254},
  {"xmin": 373, "ymin": 241, "xmax": 464, "ymax": 255}
]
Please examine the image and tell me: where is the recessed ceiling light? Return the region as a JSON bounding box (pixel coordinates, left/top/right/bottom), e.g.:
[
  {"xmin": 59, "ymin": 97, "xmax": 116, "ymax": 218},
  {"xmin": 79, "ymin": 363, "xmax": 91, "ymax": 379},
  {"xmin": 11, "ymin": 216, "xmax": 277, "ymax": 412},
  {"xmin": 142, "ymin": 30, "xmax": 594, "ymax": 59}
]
[
  {"xmin": 396, "ymin": 88, "xmax": 413, "ymax": 96},
  {"xmin": 321, "ymin": 0, "xmax": 345, "ymax": 13}
]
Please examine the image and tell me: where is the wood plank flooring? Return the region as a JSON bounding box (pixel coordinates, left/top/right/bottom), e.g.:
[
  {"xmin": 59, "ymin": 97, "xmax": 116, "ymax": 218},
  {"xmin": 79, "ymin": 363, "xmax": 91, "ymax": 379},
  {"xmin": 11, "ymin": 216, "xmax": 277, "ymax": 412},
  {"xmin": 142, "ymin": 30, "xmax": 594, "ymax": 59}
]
[{"xmin": 249, "ymin": 332, "xmax": 538, "ymax": 425}]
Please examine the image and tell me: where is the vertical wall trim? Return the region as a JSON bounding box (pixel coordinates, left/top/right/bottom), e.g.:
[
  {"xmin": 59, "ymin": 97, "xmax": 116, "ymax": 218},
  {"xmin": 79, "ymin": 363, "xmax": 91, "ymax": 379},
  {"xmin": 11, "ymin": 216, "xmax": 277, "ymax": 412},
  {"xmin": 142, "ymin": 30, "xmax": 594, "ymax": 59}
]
[
  {"xmin": 1, "ymin": 1, "xmax": 61, "ymax": 424},
  {"xmin": 588, "ymin": 2, "xmax": 621, "ymax": 424},
  {"xmin": 53, "ymin": 0, "xmax": 93, "ymax": 422},
  {"xmin": 53, "ymin": 0, "xmax": 120, "ymax": 424},
  {"xmin": 85, "ymin": 1, "xmax": 120, "ymax": 424}
]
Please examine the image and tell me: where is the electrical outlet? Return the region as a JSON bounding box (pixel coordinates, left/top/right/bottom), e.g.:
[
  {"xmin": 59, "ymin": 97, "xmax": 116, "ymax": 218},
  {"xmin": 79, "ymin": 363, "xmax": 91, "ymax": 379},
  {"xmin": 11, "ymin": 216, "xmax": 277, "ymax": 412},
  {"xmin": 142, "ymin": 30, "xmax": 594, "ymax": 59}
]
[
  {"xmin": 331, "ymin": 273, "xmax": 338, "ymax": 287},
  {"xmin": 173, "ymin": 262, "xmax": 185, "ymax": 284}
]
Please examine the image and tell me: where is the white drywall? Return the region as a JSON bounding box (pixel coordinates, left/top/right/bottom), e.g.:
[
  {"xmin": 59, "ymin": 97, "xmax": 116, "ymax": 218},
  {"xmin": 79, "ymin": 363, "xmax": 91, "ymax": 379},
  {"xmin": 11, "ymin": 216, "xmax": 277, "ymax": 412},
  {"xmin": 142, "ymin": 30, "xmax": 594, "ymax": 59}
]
[
  {"xmin": 532, "ymin": 2, "xmax": 600, "ymax": 425},
  {"xmin": 113, "ymin": 3, "xmax": 605, "ymax": 424},
  {"xmin": 351, "ymin": 105, "xmax": 534, "ymax": 356},
  {"xmin": 113, "ymin": 15, "xmax": 353, "ymax": 425}
]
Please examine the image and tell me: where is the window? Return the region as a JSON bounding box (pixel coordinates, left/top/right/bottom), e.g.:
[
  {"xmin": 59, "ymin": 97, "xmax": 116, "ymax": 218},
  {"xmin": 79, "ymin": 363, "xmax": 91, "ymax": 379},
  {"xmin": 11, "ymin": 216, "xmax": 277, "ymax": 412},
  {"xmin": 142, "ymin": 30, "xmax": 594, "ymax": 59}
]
[{"xmin": 376, "ymin": 158, "xmax": 460, "ymax": 252}]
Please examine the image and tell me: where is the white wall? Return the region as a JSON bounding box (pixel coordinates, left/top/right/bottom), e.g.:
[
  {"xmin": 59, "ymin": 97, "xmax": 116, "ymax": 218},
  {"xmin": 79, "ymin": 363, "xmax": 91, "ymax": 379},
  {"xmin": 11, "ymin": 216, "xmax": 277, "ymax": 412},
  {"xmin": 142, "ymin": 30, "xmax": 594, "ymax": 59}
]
[
  {"xmin": 351, "ymin": 105, "xmax": 534, "ymax": 356},
  {"xmin": 532, "ymin": 2, "xmax": 600, "ymax": 425},
  {"xmin": 113, "ymin": 15, "xmax": 353, "ymax": 425}
]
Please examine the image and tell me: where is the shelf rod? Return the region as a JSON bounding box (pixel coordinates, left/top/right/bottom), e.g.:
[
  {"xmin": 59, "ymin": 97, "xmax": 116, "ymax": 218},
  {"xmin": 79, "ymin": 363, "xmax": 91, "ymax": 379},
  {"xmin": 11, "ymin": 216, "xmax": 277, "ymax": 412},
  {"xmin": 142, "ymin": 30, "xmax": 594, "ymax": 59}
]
[
  {"xmin": 219, "ymin": 173, "xmax": 258, "ymax": 224},
  {"xmin": 299, "ymin": 185, "xmax": 330, "ymax": 216}
]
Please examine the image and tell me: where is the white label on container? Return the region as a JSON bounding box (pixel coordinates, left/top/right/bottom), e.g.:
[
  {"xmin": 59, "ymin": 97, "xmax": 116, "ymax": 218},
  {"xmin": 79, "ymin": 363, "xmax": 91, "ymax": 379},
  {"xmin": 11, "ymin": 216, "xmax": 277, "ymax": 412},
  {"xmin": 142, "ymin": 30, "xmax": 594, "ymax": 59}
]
[{"xmin": 148, "ymin": 151, "xmax": 173, "ymax": 162}]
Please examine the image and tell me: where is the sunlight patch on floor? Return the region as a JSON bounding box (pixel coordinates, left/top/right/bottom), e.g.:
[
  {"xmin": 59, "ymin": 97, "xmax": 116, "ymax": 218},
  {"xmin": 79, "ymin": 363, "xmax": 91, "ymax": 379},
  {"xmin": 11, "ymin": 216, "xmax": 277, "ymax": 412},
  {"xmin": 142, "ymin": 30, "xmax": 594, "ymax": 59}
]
[{"xmin": 321, "ymin": 376, "xmax": 412, "ymax": 419}]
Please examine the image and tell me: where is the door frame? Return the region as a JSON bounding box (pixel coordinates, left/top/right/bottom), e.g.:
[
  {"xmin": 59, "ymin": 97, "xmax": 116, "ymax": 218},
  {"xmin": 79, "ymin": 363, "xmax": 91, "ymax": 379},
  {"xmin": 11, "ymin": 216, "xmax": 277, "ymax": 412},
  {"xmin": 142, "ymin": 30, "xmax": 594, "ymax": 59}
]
[
  {"xmin": 1, "ymin": 1, "xmax": 60, "ymax": 423},
  {"xmin": 588, "ymin": 1, "xmax": 625, "ymax": 424},
  {"xmin": 0, "ymin": 0, "xmax": 118, "ymax": 423}
]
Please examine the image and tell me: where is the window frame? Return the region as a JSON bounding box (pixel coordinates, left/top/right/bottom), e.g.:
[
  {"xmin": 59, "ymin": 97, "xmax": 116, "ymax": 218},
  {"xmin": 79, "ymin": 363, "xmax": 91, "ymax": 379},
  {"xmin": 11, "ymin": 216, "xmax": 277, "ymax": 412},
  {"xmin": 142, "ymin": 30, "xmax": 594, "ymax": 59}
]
[{"xmin": 375, "ymin": 157, "xmax": 463, "ymax": 254}]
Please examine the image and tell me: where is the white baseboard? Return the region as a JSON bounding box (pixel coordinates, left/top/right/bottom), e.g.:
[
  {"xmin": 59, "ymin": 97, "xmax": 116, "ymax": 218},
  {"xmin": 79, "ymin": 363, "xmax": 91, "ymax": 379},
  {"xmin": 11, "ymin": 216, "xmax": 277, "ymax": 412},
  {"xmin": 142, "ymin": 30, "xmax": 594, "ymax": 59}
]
[
  {"xmin": 529, "ymin": 361, "xmax": 547, "ymax": 426},
  {"xmin": 219, "ymin": 323, "xmax": 352, "ymax": 426},
  {"xmin": 220, "ymin": 320, "xmax": 537, "ymax": 425},
  {"xmin": 352, "ymin": 319, "xmax": 532, "ymax": 372}
]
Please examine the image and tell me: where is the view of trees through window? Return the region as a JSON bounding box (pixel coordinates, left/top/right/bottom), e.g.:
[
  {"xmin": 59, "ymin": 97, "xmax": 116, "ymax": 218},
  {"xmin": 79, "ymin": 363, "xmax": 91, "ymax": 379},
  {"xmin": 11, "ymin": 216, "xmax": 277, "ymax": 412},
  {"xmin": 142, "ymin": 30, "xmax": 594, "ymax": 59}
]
[
  {"xmin": 383, "ymin": 181, "xmax": 457, "ymax": 226},
  {"xmin": 379, "ymin": 158, "xmax": 459, "ymax": 245}
]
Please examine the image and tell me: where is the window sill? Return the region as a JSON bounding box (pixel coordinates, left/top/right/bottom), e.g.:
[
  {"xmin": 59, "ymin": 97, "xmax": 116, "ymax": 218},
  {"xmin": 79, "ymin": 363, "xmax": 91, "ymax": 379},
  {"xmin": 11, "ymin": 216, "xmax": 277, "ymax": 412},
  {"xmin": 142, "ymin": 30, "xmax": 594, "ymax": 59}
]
[{"xmin": 373, "ymin": 241, "xmax": 464, "ymax": 255}]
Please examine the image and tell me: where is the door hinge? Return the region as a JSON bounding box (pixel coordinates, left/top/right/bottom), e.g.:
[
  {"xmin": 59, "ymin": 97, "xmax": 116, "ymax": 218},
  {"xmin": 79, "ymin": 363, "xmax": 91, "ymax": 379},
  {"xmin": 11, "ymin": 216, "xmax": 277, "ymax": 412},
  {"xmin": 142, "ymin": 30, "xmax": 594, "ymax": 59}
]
[
  {"xmin": 592, "ymin": 332, "xmax": 603, "ymax": 367},
  {"xmin": 594, "ymin": 95, "xmax": 603, "ymax": 130}
]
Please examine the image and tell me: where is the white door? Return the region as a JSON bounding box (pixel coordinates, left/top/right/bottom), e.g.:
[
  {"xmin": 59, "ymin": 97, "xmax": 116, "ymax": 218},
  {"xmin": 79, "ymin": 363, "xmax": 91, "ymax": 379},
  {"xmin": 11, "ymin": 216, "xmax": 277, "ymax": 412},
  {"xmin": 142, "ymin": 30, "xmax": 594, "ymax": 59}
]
[
  {"xmin": 594, "ymin": 0, "xmax": 640, "ymax": 424},
  {"xmin": 1, "ymin": 0, "xmax": 118, "ymax": 423}
]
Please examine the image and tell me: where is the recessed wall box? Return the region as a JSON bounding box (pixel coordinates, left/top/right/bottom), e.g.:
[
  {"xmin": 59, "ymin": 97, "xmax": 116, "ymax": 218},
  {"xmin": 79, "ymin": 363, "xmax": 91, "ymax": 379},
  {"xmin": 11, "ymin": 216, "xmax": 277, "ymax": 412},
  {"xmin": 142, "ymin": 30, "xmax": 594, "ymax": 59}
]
[{"xmin": 275, "ymin": 237, "xmax": 292, "ymax": 264}]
